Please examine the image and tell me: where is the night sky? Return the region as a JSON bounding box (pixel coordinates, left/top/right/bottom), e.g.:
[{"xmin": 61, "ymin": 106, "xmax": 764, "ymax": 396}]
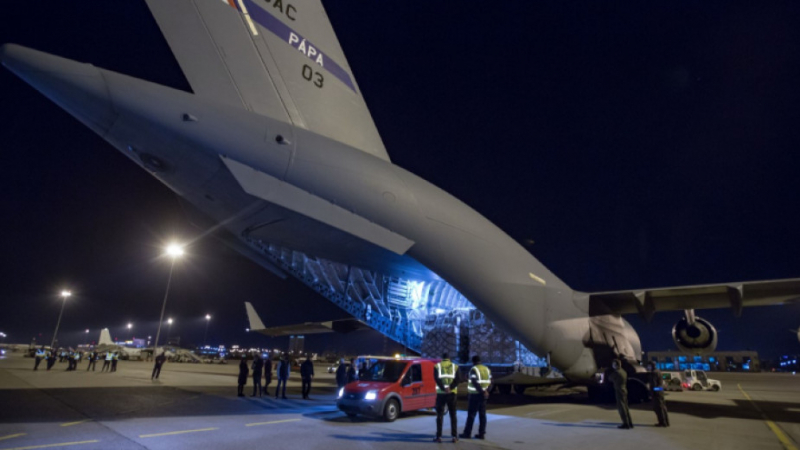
[{"xmin": 1, "ymin": 2, "xmax": 799, "ymax": 361}]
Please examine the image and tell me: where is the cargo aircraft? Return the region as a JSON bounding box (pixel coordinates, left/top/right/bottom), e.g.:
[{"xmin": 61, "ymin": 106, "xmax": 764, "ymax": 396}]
[{"xmin": 3, "ymin": 0, "xmax": 799, "ymax": 398}]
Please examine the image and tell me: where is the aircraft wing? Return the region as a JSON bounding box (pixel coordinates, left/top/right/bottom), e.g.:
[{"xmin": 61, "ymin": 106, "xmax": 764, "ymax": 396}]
[
  {"xmin": 589, "ymin": 278, "xmax": 800, "ymax": 321},
  {"xmin": 244, "ymin": 301, "xmax": 367, "ymax": 337}
]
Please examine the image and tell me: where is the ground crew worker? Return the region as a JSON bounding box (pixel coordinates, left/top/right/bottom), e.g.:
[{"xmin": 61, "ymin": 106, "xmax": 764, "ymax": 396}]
[
  {"xmin": 46, "ymin": 350, "xmax": 57, "ymax": 371},
  {"xmin": 300, "ymin": 355, "xmax": 314, "ymax": 399},
  {"xmin": 152, "ymin": 352, "xmax": 166, "ymax": 380},
  {"xmin": 33, "ymin": 347, "xmax": 45, "ymax": 371},
  {"xmin": 347, "ymin": 358, "xmax": 357, "ymax": 383},
  {"xmin": 461, "ymin": 355, "xmax": 491, "ymax": 439},
  {"xmin": 434, "ymin": 352, "xmax": 460, "ymax": 443},
  {"xmin": 251, "ymin": 354, "xmax": 264, "ymax": 397},
  {"xmin": 87, "ymin": 351, "xmax": 97, "ymax": 371},
  {"xmin": 647, "ymin": 361, "xmax": 670, "ymax": 427},
  {"xmin": 275, "ymin": 354, "xmax": 289, "ymax": 399},
  {"xmin": 609, "ymin": 359, "xmax": 633, "ymax": 429},
  {"xmin": 335, "ymin": 359, "xmax": 348, "ymax": 390},
  {"xmin": 237, "ymin": 356, "xmax": 248, "ymax": 397},
  {"xmin": 111, "ymin": 352, "xmax": 119, "ymax": 372},
  {"xmin": 101, "ymin": 351, "xmax": 112, "ymax": 372},
  {"xmin": 66, "ymin": 352, "xmax": 75, "ymax": 371},
  {"xmin": 262, "ymin": 355, "xmax": 273, "ymax": 396}
]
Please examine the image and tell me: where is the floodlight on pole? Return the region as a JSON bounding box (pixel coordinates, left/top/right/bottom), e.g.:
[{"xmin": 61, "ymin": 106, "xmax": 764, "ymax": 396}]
[
  {"xmin": 152, "ymin": 243, "xmax": 184, "ymax": 356},
  {"xmin": 203, "ymin": 314, "xmax": 211, "ymax": 346},
  {"xmin": 50, "ymin": 290, "xmax": 72, "ymax": 349}
]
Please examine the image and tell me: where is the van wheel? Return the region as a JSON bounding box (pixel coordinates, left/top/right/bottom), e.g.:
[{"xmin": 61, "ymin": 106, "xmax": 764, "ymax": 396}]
[
  {"xmin": 692, "ymin": 384, "xmax": 702, "ymax": 391},
  {"xmin": 346, "ymin": 413, "xmax": 358, "ymax": 418},
  {"xmin": 711, "ymin": 385, "xmax": 720, "ymax": 392},
  {"xmin": 383, "ymin": 399, "xmax": 400, "ymax": 422}
]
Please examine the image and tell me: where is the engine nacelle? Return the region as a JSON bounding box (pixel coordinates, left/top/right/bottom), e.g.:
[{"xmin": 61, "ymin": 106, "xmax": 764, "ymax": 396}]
[{"xmin": 672, "ymin": 316, "xmax": 718, "ymax": 353}]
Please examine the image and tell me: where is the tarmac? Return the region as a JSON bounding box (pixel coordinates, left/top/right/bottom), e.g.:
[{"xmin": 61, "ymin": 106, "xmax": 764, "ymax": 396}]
[{"xmin": 1, "ymin": 352, "xmax": 799, "ymax": 450}]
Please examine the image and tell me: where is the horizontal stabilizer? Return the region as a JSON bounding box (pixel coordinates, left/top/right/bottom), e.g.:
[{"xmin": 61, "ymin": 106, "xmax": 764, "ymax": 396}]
[
  {"xmin": 244, "ymin": 302, "xmax": 366, "ymax": 337},
  {"xmin": 222, "ymin": 156, "xmax": 414, "ymax": 255},
  {"xmin": 590, "ymin": 278, "xmax": 800, "ymax": 321}
]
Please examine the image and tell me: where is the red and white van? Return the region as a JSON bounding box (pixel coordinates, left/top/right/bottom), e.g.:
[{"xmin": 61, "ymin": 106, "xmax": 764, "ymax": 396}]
[{"xmin": 336, "ymin": 358, "xmax": 439, "ymax": 421}]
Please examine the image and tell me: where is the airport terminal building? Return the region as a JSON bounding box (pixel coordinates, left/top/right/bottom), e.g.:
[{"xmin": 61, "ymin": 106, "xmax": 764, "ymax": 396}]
[{"xmin": 646, "ymin": 351, "xmax": 760, "ymax": 372}]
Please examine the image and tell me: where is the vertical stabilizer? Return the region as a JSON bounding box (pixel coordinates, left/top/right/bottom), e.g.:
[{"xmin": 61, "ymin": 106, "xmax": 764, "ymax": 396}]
[
  {"xmin": 145, "ymin": 0, "xmax": 389, "ymax": 160},
  {"xmin": 244, "ymin": 302, "xmax": 266, "ymax": 330},
  {"xmin": 98, "ymin": 328, "xmax": 113, "ymax": 346}
]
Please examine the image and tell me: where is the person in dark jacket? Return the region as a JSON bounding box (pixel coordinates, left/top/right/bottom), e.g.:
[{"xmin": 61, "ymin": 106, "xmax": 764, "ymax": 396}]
[
  {"xmin": 300, "ymin": 355, "xmax": 314, "ymax": 399},
  {"xmin": 647, "ymin": 362, "xmax": 670, "ymax": 427},
  {"xmin": 335, "ymin": 359, "xmax": 348, "ymax": 390},
  {"xmin": 251, "ymin": 354, "xmax": 264, "ymax": 397},
  {"xmin": 152, "ymin": 352, "xmax": 166, "ymax": 380},
  {"xmin": 609, "ymin": 359, "xmax": 633, "ymax": 429},
  {"xmin": 237, "ymin": 356, "xmax": 248, "ymax": 397},
  {"xmin": 46, "ymin": 350, "xmax": 57, "ymax": 371},
  {"xmin": 262, "ymin": 356, "xmax": 273, "ymax": 396},
  {"xmin": 87, "ymin": 351, "xmax": 97, "ymax": 371},
  {"xmin": 347, "ymin": 358, "xmax": 358, "ymax": 383},
  {"xmin": 275, "ymin": 354, "xmax": 289, "ymax": 399}
]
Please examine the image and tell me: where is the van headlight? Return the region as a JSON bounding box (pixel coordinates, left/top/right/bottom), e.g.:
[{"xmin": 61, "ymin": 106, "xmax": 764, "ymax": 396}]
[
  {"xmin": 338, "ymin": 388, "xmax": 344, "ymax": 398},
  {"xmin": 365, "ymin": 390, "xmax": 377, "ymax": 401}
]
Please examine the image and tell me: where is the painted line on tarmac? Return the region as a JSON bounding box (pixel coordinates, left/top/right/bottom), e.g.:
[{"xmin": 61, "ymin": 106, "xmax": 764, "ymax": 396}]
[
  {"xmin": 60, "ymin": 420, "xmax": 91, "ymax": 427},
  {"xmin": 0, "ymin": 434, "xmax": 26, "ymax": 442},
  {"xmin": 246, "ymin": 419, "xmax": 301, "ymax": 427},
  {"xmin": 139, "ymin": 428, "xmax": 218, "ymax": 438},
  {"xmin": 0, "ymin": 439, "xmax": 99, "ymax": 450},
  {"xmin": 738, "ymin": 383, "xmax": 798, "ymax": 450}
]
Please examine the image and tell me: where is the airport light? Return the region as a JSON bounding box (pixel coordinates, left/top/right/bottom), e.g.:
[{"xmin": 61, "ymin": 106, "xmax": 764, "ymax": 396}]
[
  {"xmin": 152, "ymin": 243, "xmax": 184, "ymax": 355},
  {"xmin": 204, "ymin": 314, "xmax": 211, "ymax": 346},
  {"xmin": 50, "ymin": 290, "xmax": 72, "ymax": 349}
]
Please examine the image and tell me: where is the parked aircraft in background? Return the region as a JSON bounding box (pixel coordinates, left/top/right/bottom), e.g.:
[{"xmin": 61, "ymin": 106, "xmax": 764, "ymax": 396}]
[{"xmin": 3, "ymin": 0, "xmax": 799, "ymax": 399}]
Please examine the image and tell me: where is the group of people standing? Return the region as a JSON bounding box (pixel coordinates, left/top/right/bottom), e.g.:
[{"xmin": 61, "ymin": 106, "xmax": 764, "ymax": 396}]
[
  {"xmin": 433, "ymin": 353, "xmax": 492, "ymax": 443},
  {"xmin": 237, "ymin": 353, "xmax": 300, "ymax": 399},
  {"xmin": 607, "ymin": 359, "xmax": 670, "ymax": 429},
  {"xmin": 33, "ymin": 347, "xmax": 119, "ymax": 372}
]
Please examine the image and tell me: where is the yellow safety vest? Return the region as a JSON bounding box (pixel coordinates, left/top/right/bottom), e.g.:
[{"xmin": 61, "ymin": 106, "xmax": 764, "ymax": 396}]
[
  {"xmin": 435, "ymin": 360, "xmax": 458, "ymax": 394},
  {"xmin": 467, "ymin": 364, "xmax": 492, "ymax": 394}
]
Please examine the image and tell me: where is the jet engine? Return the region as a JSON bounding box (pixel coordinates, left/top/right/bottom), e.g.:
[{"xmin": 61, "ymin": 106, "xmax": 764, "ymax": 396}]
[{"xmin": 672, "ymin": 311, "xmax": 717, "ymax": 353}]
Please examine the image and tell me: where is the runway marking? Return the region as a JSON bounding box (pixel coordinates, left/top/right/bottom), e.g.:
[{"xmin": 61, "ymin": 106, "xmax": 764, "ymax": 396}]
[
  {"xmin": 139, "ymin": 428, "xmax": 218, "ymax": 438},
  {"xmin": 245, "ymin": 419, "xmax": 301, "ymax": 427},
  {"xmin": 738, "ymin": 384, "xmax": 798, "ymax": 450},
  {"xmin": 0, "ymin": 440, "xmax": 99, "ymax": 450},
  {"xmin": 60, "ymin": 419, "xmax": 91, "ymax": 427},
  {"xmin": 0, "ymin": 434, "xmax": 25, "ymax": 442}
]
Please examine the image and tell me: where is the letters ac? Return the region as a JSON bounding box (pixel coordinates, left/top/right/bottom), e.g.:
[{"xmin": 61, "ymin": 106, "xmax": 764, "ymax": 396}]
[{"xmin": 262, "ymin": 0, "xmax": 297, "ymax": 21}]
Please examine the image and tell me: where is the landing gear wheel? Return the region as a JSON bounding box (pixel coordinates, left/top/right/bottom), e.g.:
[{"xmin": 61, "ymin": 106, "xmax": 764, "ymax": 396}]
[
  {"xmin": 498, "ymin": 384, "xmax": 512, "ymax": 395},
  {"xmin": 383, "ymin": 399, "xmax": 400, "ymax": 422},
  {"xmin": 514, "ymin": 385, "xmax": 528, "ymax": 396}
]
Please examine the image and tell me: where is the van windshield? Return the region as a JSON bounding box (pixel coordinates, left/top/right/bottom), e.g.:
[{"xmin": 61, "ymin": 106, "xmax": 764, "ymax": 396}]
[{"xmin": 363, "ymin": 360, "xmax": 407, "ymax": 382}]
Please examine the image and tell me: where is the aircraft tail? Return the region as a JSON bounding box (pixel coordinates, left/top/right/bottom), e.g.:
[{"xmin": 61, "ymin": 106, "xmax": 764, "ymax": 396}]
[
  {"xmin": 98, "ymin": 328, "xmax": 113, "ymax": 346},
  {"xmin": 244, "ymin": 302, "xmax": 266, "ymax": 331},
  {"xmin": 145, "ymin": 0, "xmax": 388, "ymax": 160}
]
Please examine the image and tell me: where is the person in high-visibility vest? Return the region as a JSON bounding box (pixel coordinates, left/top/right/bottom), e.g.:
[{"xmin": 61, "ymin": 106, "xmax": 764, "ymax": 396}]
[
  {"xmin": 460, "ymin": 355, "xmax": 492, "ymax": 439},
  {"xmin": 102, "ymin": 351, "xmax": 112, "ymax": 372},
  {"xmin": 433, "ymin": 352, "xmax": 460, "ymax": 443},
  {"xmin": 33, "ymin": 347, "xmax": 45, "ymax": 371}
]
